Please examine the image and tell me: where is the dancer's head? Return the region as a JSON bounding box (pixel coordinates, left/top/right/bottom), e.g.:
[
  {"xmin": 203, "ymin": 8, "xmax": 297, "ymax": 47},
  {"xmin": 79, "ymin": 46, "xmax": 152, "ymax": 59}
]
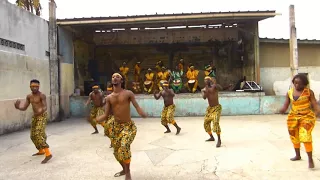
[
  {"xmin": 92, "ymin": 84, "xmax": 100, "ymax": 93},
  {"xmin": 204, "ymin": 76, "xmax": 212, "ymax": 86},
  {"xmin": 292, "ymin": 74, "xmax": 309, "ymax": 91},
  {"xmin": 112, "ymin": 73, "xmax": 125, "ymax": 89},
  {"xmin": 30, "ymin": 79, "xmax": 40, "ymax": 94},
  {"xmin": 161, "ymin": 80, "xmax": 169, "ymax": 90}
]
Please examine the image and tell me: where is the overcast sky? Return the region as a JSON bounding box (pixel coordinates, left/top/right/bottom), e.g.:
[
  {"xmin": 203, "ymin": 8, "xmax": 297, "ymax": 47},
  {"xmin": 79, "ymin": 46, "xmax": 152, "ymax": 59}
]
[{"xmin": 8, "ymin": 0, "xmax": 320, "ymax": 39}]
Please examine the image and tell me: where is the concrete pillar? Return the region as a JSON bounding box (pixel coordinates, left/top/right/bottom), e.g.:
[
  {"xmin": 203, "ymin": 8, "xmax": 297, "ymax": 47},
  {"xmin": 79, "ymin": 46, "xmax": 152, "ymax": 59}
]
[
  {"xmin": 289, "ymin": 5, "xmax": 298, "ymax": 78},
  {"xmin": 169, "ymin": 51, "xmax": 175, "ymax": 70},
  {"xmin": 49, "ymin": 1, "xmax": 60, "ymax": 121},
  {"xmin": 253, "ymin": 21, "xmax": 260, "ymax": 84}
]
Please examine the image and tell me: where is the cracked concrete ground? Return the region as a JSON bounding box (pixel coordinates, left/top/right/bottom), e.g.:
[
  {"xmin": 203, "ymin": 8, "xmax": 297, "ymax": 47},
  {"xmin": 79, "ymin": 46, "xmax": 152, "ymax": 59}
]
[{"xmin": 0, "ymin": 115, "xmax": 320, "ymax": 180}]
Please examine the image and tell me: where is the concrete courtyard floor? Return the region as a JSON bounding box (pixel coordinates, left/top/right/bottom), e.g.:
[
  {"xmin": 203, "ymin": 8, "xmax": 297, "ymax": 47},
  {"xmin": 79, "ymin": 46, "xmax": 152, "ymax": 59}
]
[{"xmin": 1, "ymin": 115, "xmax": 320, "ymax": 180}]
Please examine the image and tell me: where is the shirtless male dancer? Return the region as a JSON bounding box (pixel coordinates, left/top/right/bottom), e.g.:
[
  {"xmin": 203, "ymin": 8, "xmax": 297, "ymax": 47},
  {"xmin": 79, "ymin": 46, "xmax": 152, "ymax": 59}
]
[
  {"xmin": 201, "ymin": 77, "xmax": 223, "ymax": 148},
  {"xmin": 14, "ymin": 79, "xmax": 52, "ymax": 164},
  {"xmin": 96, "ymin": 73, "xmax": 147, "ymax": 180},
  {"xmin": 104, "ymin": 82, "xmax": 115, "ymax": 148},
  {"xmin": 154, "ymin": 81, "xmax": 181, "ymax": 134},
  {"xmin": 85, "ymin": 84, "xmax": 105, "ymax": 134}
]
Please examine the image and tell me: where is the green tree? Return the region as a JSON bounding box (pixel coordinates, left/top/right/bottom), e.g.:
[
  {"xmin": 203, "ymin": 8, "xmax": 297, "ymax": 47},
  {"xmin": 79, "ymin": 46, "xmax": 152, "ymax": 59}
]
[{"xmin": 16, "ymin": 0, "xmax": 42, "ymax": 16}]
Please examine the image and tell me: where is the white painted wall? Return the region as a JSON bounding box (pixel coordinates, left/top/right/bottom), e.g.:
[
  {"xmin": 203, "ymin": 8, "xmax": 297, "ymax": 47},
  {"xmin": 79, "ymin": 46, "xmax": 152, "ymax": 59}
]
[
  {"xmin": 260, "ymin": 67, "xmax": 320, "ymax": 100},
  {"xmin": 0, "ymin": 0, "xmax": 51, "ymax": 135},
  {"xmin": 0, "ymin": 0, "xmax": 49, "ymax": 60}
]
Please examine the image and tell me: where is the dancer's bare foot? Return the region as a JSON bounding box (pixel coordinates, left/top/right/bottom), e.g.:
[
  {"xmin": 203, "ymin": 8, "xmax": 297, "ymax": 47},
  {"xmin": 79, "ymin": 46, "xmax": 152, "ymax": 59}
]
[
  {"xmin": 32, "ymin": 152, "xmax": 45, "ymax": 156},
  {"xmin": 91, "ymin": 130, "xmax": 98, "ymax": 134},
  {"xmin": 114, "ymin": 170, "xmax": 126, "ymax": 177},
  {"xmin": 206, "ymin": 137, "xmax": 215, "ymax": 141},
  {"xmin": 164, "ymin": 130, "xmax": 171, "ymax": 133},
  {"xmin": 216, "ymin": 140, "xmax": 221, "ymax": 148},
  {"xmin": 41, "ymin": 155, "xmax": 52, "ymax": 164},
  {"xmin": 176, "ymin": 127, "xmax": 181, "ymax": 135},
  {"xmin": 125, "ymin": 172, "xmax": 132, "ymax": 180},
  {"xmin": 309, "ymin": 159, "xmax": 315, "ymax": 169},
  {"xmin": 290, "ymin": 156, "xmax": 301, "ymax": 161}
]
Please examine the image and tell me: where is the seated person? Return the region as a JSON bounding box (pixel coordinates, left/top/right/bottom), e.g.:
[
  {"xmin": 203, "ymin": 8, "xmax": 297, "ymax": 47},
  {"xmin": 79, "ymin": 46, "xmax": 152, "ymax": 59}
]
[
  {"xmin": 186, "ymin": 66, "xmax": 199, "ymax": 93},
  {"xmin": 143, "ymin": 68, "xmax": 155, "ymax": 94},
  {"xmin": 157, "ymin": 66, "xmax": 170, "ymax": 91}
]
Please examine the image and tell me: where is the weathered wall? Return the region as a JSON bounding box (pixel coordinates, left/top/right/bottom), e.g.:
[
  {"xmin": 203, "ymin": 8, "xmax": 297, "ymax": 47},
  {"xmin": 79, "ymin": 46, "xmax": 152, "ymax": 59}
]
[
  {"xmin": 260, "ymin": 42, "xmax": 320, "ymax": 99},
  {"xmin": 69, "ymin": 93, "xmax": 286, "ymax": 117},
  {"xmin": 93, "ymin": 28, "xmax": 238, "ymax": 45},
  {"xmin": 0, "ymin": 0, "xmax": 49, "ymax": 59},
  {"xmin": 58, "ymin": 27, "xmax": 75, "ymax": 117},
  {"xmin": 0, "ymin": 0, "xmax": 51, "ymax": 135}
]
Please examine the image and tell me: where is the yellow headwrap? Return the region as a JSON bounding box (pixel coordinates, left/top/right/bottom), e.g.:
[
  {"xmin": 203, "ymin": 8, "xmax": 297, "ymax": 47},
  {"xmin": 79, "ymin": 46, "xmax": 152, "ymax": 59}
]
[
  {"xmin": 204, "ymin": 76, "xmax": 212, "ymax": 80},
  {"xmin": 92, "ymin": 85, "xmax": 99, "ymax": 89},
  {"xmin": 107, "ymin": 87, "xmax": 112, "ymax": 91},
  {"xmin": 30, "ymin": 83, "xmax": 40, "ymax": 87}
]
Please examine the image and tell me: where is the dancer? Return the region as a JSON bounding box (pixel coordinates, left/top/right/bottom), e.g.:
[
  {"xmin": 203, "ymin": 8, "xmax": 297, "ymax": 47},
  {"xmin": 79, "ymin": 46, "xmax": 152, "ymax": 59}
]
[
  {"xmin": 154, "ymin": 81, "xmax": 181, "ymax": 135},
  {"xmin": 104, "ymin": 83, "xmax": 114, "ymax": 148},
  {"xmin": 85, "ymin": 84, "xmax": 105, "ymax": 134},
  {"xmin": 279, "ymin": 74, "xmax": 320, "ymax": 168},
  {"xmin": 96, "ymin": 73, "xmax": 147, "ymax": 180},
  {"xmin": 14, "ymin": 79, "xmax": 52, "ymax": 164},
  {"xmin": 201, "ymin": 76, "xmax": 222, "ymax": 148}
]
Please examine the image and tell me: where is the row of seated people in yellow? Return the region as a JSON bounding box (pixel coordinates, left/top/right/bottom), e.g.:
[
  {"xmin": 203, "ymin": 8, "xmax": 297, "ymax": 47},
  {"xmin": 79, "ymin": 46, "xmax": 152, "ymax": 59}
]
[{"xmin": 120, "ymin": 61, "xmax": 201, "ymax": 94}]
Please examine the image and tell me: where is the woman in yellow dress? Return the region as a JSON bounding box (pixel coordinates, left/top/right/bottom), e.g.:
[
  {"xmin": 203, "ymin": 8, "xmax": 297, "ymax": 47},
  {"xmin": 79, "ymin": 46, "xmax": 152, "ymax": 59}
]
[{"xmin": 279, "ymin": 74, "xmax": 320, "ymax": 169}]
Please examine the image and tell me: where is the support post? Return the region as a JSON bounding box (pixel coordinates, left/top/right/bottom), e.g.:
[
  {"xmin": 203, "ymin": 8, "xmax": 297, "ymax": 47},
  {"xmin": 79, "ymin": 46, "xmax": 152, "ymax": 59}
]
[
  {"xmin": 49, "ymin": 1, "xmax": 60, "ymax": 121},
  {"xmin": 253, "ymin": 21, "xmax": 260, "ymax": 84},
  {"xmin": 289, "ymin": 5, "xmax": 298, "ymax": 78},
  {"xmin": 169, "ymin": 51, "xmax": 175, "ymax": 70}
]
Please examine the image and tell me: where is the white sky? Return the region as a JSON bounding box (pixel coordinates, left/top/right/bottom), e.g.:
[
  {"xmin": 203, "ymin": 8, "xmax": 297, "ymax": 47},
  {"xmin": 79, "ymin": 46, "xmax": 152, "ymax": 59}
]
[{"xmin": 8, "ymin": 0, "xmax": 320, "ymax": 39}]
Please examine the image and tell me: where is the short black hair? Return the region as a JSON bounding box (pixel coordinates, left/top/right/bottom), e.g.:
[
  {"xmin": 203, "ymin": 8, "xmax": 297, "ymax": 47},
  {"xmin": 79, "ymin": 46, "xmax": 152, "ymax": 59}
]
[
  {"xmin": 292, "ymin": 74, "xmax": 309, "ymax": 86},
  {"xmin": 30, "ymin": 79, "xmax": 40, "ymax": 84}
]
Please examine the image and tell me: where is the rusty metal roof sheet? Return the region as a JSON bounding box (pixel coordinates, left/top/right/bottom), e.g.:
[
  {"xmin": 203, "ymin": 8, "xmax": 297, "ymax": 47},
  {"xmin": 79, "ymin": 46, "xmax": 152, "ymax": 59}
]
[{"xmin": 260, "ymin": 37, "xmax": 320, "ymax": 44}]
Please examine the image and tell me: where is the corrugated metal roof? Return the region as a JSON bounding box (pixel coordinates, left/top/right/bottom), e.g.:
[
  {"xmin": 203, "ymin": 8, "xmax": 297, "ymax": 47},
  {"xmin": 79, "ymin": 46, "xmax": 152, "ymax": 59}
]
[
  {"xmin": 260, "ymin": 37, "xmax": 320, "ymax": 44},
  {"xmin": 57, "ymin": 10, "xmax": 277, "ymax": 22}
]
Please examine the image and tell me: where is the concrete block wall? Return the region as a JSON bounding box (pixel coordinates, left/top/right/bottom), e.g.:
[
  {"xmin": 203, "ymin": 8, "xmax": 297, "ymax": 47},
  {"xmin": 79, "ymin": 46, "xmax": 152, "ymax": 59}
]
[
  {"xmin": 69, "ymin": 93, "xmax": 287, "ymax": 118},
  {"xmin": 0, "ymin": 0, "xmax": 51, "ymax": 135}
]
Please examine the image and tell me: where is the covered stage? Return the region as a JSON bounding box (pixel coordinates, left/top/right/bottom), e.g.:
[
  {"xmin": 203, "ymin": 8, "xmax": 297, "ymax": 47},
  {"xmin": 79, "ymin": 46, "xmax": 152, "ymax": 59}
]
[
  {"xmin": 69, "ymin": 92, "xmax": 286, "ymax": 117},
  {"xmin": 56, "ymin": 10, "xmax": 281, "ymax": 118}
]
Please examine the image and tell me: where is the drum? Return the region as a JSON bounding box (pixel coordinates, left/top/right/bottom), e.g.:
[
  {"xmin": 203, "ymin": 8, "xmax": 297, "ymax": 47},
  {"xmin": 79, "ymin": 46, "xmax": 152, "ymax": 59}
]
[
  {"xmin": 188, "ymin": 80, "xmax": 195, "ymax": 89},
  {"xmin": 144, "ymin": 80, "xmax": 152, "ymax": 90},
  {"xmin": 144, "ymin": 81, "xmax": 151, "ymax": 85},
  {"xmin": 173, "ymin": 79, "xmax": 181, "ymax": 86}
]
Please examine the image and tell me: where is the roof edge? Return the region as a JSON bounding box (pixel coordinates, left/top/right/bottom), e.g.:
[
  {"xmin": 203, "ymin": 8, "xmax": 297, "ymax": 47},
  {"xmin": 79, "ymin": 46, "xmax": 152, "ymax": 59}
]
[
  {"xmin": 57, "ymin": 10, "xmax": 278, "ymax": 25},
  {"xmin": 260, "ymin": 38, "xmax": 320, "ymax": 45}
]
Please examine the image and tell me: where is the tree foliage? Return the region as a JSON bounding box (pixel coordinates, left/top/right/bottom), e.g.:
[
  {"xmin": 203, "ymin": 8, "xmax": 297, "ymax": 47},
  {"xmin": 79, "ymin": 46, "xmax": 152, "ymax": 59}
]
[{"xmin": 16, "ymin": 0, "xmax": 42, "ymax": 16}]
